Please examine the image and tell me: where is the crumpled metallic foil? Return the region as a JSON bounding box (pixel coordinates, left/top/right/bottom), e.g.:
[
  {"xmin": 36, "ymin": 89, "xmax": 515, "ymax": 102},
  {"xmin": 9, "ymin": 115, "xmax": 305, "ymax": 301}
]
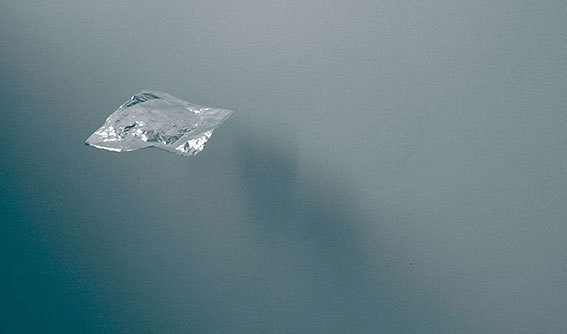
[{"xmin": 85, "ymin": 90, "xmax": 234, "ymax": 156}]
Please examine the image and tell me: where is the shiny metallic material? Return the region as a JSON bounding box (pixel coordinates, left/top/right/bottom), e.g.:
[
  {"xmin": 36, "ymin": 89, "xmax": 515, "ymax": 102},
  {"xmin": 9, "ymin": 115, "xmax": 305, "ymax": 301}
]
[{"xmin": 85, "ymin": 90, "xmax": 234, "ymax": 156}]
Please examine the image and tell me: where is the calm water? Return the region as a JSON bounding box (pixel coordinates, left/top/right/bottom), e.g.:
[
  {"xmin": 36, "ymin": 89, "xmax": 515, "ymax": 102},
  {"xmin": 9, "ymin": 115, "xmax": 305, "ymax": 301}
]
[{"xmin": 1, "ymin": 1, "xmax": 566, "ymax": 333}]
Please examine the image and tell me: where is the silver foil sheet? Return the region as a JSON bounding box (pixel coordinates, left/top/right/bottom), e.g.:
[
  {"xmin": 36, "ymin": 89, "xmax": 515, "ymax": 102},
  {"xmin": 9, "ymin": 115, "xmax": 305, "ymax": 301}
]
[{"xmin": 85, "ymin": 91, "xmax": 234, "ymax": 156}]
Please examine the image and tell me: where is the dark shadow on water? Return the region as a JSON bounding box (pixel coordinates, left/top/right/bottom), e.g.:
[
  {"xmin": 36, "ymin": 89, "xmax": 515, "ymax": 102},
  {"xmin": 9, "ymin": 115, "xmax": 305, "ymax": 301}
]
[{"xmin": 231, "ymin": 129, "xmax": 431, "ymax": 333}]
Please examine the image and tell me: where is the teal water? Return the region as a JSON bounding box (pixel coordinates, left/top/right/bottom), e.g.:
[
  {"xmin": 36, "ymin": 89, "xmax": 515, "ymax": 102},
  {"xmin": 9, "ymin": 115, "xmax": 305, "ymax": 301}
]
[{"xmin": 1, "ymin": 1, "xmax": 566, "ymax": 333}]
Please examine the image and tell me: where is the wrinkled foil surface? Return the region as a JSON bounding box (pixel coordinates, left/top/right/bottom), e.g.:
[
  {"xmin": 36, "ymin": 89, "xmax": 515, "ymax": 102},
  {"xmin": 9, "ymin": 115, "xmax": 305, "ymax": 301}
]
[{"xmin": 85, "ymin": 91, "xmax": 234, "ymax": 156}]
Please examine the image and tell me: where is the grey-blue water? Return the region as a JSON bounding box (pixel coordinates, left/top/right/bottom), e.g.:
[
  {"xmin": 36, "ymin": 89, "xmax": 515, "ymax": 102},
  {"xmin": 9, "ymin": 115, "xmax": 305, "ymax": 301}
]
[{"xmin": 1, "ymin": 1, "xmax": 566, "ymax": 333}]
